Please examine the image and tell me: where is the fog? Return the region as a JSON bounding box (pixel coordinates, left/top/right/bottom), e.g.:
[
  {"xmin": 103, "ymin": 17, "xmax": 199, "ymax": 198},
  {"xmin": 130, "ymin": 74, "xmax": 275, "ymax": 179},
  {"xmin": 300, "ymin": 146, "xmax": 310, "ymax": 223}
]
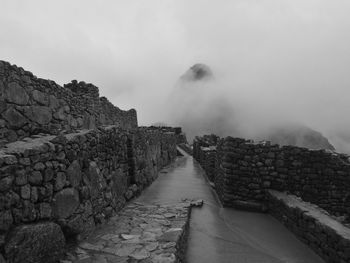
[{"xmin": 1, "ymin": 0, "xmax": 350, "ymax": 152}]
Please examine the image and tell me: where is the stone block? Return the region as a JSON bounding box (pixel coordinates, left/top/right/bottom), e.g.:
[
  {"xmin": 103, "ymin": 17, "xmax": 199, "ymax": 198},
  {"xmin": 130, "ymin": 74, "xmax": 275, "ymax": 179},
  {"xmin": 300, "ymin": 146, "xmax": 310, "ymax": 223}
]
[
  {"xmin": 38, "ymin": 202, "xmax": 52, "ymax": 219},
  {"xmin": 62, "ymin": 213, "xmax": 95, "ymax": 239},
  {"xmin": 22, "ymin": 200, "xmax": 37, "ymax": 221},
  {"xmin": 52, "ymin": 188, "xmax": 79, "ymax": 219},
  {"xmin": 2, "ymin": 107, "xmax": 27, "ymax": 128},
  {"xmin": 0, "ymin": 176, "xmax": 13, "ymax": 192},
  {"xmin": 23, "ymin": 106, "xmax": 52, "ymax": 125},
  {"xmin": 44, "ymin": 168, "xmax": 54, "ymax": 182},
  {"xmin": 0, "ymin": 210, "xmax": 13, "ymax": 232},
  {"xmin": 21, "ymin": 184, "xmax": 31, "ymax": 199},
  {"xmin": 4, "ymin": 222, "xmax": 65, "ymax": 263},
  {"xmin": 29, "ymin": 171, "xmax": 42, "ymax": 185},
  {"xmin": 67, "ymin": 160, "xmax": 81, "ymax": 187},
  {"xmin": 32, "ymin": 90, "xmax": 48, "ymax": 106},
  {"xmin": 33, "ymin": 162, "xmax": 45, "ymax": 171},
  {"xmin": 5, "ymin": 82, "xmax": 29, "ymax": 105},
  {"xmin": 0, "ymin": 79, "xmax": 4, "ymax": 96},
  {"xmin": 49, "ymin": 95, "xmax": 59, "ymax": 109},
  {"xmin": 54, "ymin": 172, "xmax": 66, "ymax": 191},
  {"xmin": 15, "ymin": 170, "xmax": 28, "ymax": 186},
  {"xmin": 31, "ymin": 186, "xmax": 38, "ymax": 203},
  {"xmin": 85, "ymin": 161, "xmax": 104, "ymax": 198}
]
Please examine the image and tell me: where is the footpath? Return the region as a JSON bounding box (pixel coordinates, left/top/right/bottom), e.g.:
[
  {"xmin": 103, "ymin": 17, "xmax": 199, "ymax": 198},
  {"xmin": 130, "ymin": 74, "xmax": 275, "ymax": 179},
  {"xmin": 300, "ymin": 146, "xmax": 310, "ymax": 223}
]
[{"xmin": 64, "ymin": 148, "xmax": 324, "ymax": 263}]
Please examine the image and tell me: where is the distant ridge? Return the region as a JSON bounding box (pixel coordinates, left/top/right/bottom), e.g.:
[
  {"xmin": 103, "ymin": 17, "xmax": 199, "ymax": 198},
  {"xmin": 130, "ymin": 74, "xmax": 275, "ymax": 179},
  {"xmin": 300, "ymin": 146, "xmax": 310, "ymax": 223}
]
[
  {"xmin": 171, "ymin": 63, "xmax": 336, "ymax": 151},
  {"xmin": 265, "ymin": 124, "xmax": 335, "ymax": 150}
]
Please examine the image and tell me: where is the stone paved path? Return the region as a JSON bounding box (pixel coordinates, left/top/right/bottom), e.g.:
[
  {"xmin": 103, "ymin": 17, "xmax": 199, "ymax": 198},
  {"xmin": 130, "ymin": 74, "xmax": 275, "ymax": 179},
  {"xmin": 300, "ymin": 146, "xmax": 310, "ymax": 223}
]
[{"xmin": 63, "ymin": 201, "xmax": 202, "ymax": 263}]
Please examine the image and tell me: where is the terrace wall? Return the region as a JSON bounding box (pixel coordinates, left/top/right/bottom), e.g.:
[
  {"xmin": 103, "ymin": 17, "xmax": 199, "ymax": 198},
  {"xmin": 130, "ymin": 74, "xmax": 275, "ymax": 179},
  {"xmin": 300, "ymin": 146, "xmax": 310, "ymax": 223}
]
[
  {"xmin": 0, "ymin": 126, "xmax": 178, "ymax": 262},
  {"xmin": 194, "ymin": 136, "xmax": 350, "ymax": 218},
  {"xmin": 0, "ymin": 61, "xmax": 137, "ymax": 146}
]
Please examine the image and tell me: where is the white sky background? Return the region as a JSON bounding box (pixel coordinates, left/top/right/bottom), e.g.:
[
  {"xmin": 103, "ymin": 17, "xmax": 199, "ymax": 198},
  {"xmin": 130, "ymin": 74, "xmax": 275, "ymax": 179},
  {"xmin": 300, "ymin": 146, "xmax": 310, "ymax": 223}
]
[{"xmin": 1, "ymin": 0, "xmax": 350, "ymax": 149}]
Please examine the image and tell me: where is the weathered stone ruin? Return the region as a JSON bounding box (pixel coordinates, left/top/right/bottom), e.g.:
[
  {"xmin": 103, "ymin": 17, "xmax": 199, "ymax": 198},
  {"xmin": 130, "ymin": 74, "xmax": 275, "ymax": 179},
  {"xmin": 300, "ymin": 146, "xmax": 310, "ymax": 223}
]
[
  {"xmin": 2, "ymin": 59, "xmax": 350, "ymax": 263},
  {"xmin": 192, "ymin": 135, "xmax": 219, "ymax": 181},
  {"xmin": 0, "ymin": 61, "xmax": 185, "ymax": 263},
  {"xmin": 0, "ymin": 60, "xmax": 137, "ymax": 146},
  {"xmin": 194, "ymin": 135, "xmax": 350, "ymax": 262}
]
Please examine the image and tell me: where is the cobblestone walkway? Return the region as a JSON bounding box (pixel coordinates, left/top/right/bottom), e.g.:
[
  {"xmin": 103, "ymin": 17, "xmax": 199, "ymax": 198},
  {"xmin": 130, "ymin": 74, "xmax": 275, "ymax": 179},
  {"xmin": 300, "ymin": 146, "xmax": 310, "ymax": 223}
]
[{"xmin": 63, "ymin": 200, "xmax": 202, "ymax": 263}]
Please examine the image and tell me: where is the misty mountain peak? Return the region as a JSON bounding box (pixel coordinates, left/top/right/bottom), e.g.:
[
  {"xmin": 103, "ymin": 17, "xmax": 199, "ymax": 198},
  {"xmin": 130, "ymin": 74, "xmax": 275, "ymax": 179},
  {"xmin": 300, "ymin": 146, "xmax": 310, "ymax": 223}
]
[{"xmin": 180, "ymin": 63, "xmax": 213, "ymax": 81}]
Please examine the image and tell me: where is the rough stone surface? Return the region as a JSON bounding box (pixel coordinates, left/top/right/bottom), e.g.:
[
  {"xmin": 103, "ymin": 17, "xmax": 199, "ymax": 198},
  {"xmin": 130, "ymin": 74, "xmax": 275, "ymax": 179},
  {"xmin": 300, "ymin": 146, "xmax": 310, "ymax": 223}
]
[
  {"xmin": 29, "ymin": 171, "xmax": 42, "ymax": 185},
  {"xmin": 5, "ymin": 82, "xmax": 29, "ymax": 105},
  {"xmin": 63, "ymin": 201, "xmax": 195, "ymax": 263},
  {"xmin": 0, "ymin": 60, "xmax": 137, "ymax": 145},
  {"xmin": 0, "ymin": 210, "xmax": 13, "ymax": 232},
  {"xmin": 0, "ymin": 254, "xmax": 5, "ymax": 263},
  {"xmin": 52, "ymin": 188, "xmax": 80, "ymax": 219},
  {"xmin": 2, "ymin": 108, "xmax": 27, "ymax": 128},
  {"xmin": 23, "ymin": 106, "xmax": 52, "ymax": 125},
  {"xmin": 0, "ymin": 176, "xmax": 13, "ymax": 192},
  {"xmin": 85, "ymin": 161, "xmax": 104, "ymax": 199},
  {"xmin": 194, "ymin": 135, "xmax": 350, "ymax": 219},
  {"xmin": 0, "ymin": 126, "xmax": 178, "ymax": 262},
  {"xmin": 0, "ymin": 60, "xmax": 181, "ymax": 263},
  {"xmin": 268, "ymin": 190, "xmax": 350, "ymax": 263},
  {"xmin": 66, "ymin": 160, "xmax": 81, "ymax": 187},
  {"xmin": 4, "ymin": 222, "xmax": 65, "ymax": 263},
  {"xmin": 194, "ymin": 134, "xmax": 350, "ymax": 263},
  {"xmin": 32, "ymin": 90, "xmax": 48, "ymax": 105}
]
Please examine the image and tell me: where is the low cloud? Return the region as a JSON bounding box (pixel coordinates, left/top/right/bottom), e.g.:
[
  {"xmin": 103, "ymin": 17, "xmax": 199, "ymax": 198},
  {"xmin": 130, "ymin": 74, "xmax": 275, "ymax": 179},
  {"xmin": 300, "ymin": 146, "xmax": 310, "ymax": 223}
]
[{"xmin": 1, "ymin": 0, "xmax": 350, "ymax": 151}]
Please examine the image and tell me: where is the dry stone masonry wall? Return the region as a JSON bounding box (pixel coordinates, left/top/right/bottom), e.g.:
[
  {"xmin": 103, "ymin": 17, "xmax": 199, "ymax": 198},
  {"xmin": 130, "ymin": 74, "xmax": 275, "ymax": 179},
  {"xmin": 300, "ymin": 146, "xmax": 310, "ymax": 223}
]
[
  {"xmin": 0, "ymin": 61, "xmax": 137, "ymax": 146},
  {"xmin": 145, "ymin": 126, "xmax": 188, "ymax": 145},
  {"xmin": 0, "ymin": 126, "xmax": 178, "ymax": 262},
  {"xmin": 268, "ymin": 190, "xmax": 350, "ymax": 263},
  {"xmin": 193, "ymin": 135, "xmax": 219, "ymax": 181},
  {"xmin": 194, "ymin": 135, "xmax": 350, "ymax": 219},
  {"xmin": 131, "ymin": 127, "xmax": 177, "ymax": 190},
  {"xmin": 194, "ymin": 134, "xmax": 350, "ymax": 263},
  {"xmin": 99, "ymin": 96, "xmax": 137, "ymax": 130},
  {"xmin": 0, "ymin": 60, "xmax": 181, "ymax": 263}
]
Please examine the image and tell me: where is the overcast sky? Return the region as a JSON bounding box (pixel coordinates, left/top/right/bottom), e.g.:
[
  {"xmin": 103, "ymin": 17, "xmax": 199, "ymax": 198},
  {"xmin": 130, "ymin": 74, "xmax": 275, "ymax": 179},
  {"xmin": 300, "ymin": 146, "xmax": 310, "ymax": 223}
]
[{"xmin": 1, "ymin": 0, "xmax": 350, "ymax": 149}]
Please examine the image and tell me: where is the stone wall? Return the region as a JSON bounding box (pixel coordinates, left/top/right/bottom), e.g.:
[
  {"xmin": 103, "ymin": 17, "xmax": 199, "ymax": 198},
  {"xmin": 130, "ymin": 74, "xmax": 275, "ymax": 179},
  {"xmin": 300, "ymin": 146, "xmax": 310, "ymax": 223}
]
[
  {"xmin": 194, "ymin": 135, "xmax": 350, "ymax": 219},
  {"xmin": 145, "ymin": 126, "xmax": 188, "ymax": 145},
  {"xmin": 131, "ymin": 127, "xmax": 177, "ymax": 189},
  {"xmin": 0, "ymin": 61, "xmax": 137, "ymax": 145},
  {"xmin": 0, "ymin": 126, "xmax": 178, "ymax": 262},
  {"xmin": 193, "ymin": 135, "xmax": 218, "ymax": 181},
  {"xmin": 99, "ymin": 97, "xmax": 137, "ymax": 130},
  {"xmin": 268, "ymin": 190, "xmax": 350, "ymax": 263},
  {"xmin": 194, "ymin": 134, "xmax": 350, "ymax": 262}
]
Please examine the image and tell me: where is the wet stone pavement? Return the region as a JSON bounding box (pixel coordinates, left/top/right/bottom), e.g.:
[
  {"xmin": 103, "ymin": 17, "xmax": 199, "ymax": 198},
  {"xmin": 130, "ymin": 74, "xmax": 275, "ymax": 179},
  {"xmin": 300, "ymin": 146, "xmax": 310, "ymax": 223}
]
[
  {"xmin": 137, "ymin": 148, "xmax": 325, "ymax": 263},
  {"xmin": 63, "ymin": 148, "xmax": 325, "ymax": 263},
  {"xmin": 63, "ymin": 200, "xmax": 202, "ymax": 263}
]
